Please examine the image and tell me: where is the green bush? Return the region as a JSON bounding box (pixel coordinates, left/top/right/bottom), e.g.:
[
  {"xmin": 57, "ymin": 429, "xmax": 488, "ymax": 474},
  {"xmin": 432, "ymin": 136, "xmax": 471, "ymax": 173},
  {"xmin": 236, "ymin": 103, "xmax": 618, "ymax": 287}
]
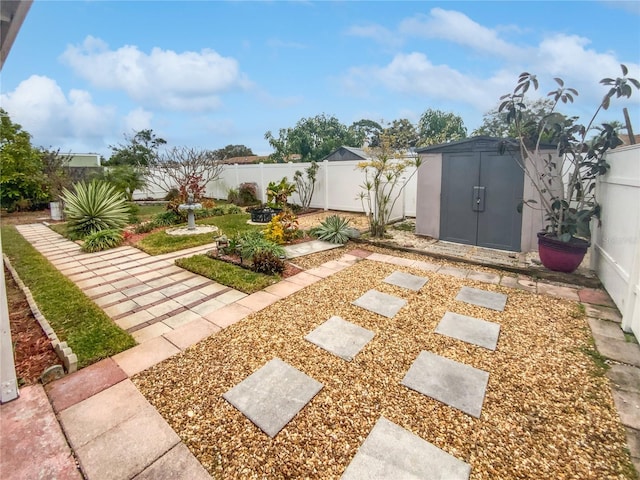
[
  {"xmin": 164, "ymin": 188, "xmax": 180, "ymax": 201},
  {"xmin": 226, "ymin": 204, "xmax": 242, "ymax": 214},
  {"xmin": 227, "ymin": 188, "xmax": 240, "ymax": 205},
  {"xmin": 62, "ymin": 180, "xmax": 129, "ymax": 238},
  {"xmin": 134, "ymin": 221, "xmax": 157, "ymax": 234},
  {"xmin": 238, "ymin": 182, "xmax": 259, "ymax": 206},
  {"xmin": 312, "ymin": 215, "xmax": 353, "ymax": 244},
  {"xmin": 232, "ymin": 231, "xmax": 286, "ymax": 262},
  {"xmin": 82, "ymin": 229, "xmax": 124, "ymax": 252},
  {"xmin": 153, "ymin": 210, "xmax": 181, "ymax": 226}
]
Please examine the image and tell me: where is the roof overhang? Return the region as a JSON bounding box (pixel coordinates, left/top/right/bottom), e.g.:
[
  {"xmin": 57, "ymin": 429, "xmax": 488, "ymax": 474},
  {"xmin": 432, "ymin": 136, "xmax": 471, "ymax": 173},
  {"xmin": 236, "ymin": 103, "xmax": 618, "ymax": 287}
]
[{"xmin": 1, "ymin": 0, "xmax": 33, "ymax": 71}]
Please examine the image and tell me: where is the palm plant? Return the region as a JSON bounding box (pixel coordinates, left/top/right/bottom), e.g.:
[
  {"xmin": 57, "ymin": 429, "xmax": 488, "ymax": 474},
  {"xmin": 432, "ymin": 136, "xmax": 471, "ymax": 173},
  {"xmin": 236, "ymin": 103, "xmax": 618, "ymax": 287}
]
[{"xmin": 62, "ymin": 180, "xmax": 130, "ymax": 238}]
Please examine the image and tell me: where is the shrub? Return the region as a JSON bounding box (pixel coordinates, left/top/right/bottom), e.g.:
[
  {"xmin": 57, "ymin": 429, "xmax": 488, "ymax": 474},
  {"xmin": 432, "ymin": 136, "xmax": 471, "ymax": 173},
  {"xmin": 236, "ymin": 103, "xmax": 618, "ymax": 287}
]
[
  {"xmin": 82, "ymin": 229, "xmax": 124, "ymax": 252},
  {"xmin": 264, "ymin": 210, "xmax": 300, "ymax": 244},
  {"xmin": 252, "ymin": 250, "xmax": 285, "ymax": 275},
  {"xmin": 231, "ymin": 231, "xmax": 286, "ymax": 262},
  {"xmin": 226, "ymin": 204, "xmax": 242, "ymax": 214},
  {"xmin": 238, "ymin": 182, "xmax": 259, "ymax": 206},
  {"xmin": 134, "ymin": 221, "xmax": 157, "ymax": 234},
  {"xmin": 227, "ymin": 188, "xmax": 240, "ymax": 205},
  {"xmin": 164, "ymin": 188, "xmax": 180, "ymax": 201},
  {"xmin": 312, "ymin": 215, "xmax": 353, "ymax": 244},
  {"xmin": 62, "ymin": 180, "xmax": 130, "ymax": 238},
  {"xmin": 127, "ymin": 202, "xmax": 140, "ymax": 224},
  {"xmin": 202, "ymin": 198, "xmax": 216, "ymax": 209},
  {"xmin": 153, "ymin": 210, "xmax": 181, "ymax": 226}
]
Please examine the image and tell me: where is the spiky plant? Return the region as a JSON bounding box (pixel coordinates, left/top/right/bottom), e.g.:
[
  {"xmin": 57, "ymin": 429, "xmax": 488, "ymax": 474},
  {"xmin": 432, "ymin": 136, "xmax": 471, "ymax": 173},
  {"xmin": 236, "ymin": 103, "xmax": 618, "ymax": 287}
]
[
  {"xmin": 312, "ymin": 215, "xmax": 352, "ymax": 244},
  {"xmin": 62, "ymin": 181, "xmax": 129, "ymax": 238},
  {"xmin": 81, "ymin": 229, "xmax": 124, "ymax": 253}
]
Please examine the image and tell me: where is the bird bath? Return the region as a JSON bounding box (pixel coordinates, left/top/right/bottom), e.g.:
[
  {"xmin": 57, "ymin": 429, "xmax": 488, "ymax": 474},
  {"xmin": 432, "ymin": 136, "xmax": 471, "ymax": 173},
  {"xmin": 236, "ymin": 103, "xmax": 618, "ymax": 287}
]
[
  {"xmin": 178, "ymin": 194, "xmax": 202, "ymax": 231},
  {"xmin": 166, "ymin": 194, "xmax": 219, "ymax": 236}
]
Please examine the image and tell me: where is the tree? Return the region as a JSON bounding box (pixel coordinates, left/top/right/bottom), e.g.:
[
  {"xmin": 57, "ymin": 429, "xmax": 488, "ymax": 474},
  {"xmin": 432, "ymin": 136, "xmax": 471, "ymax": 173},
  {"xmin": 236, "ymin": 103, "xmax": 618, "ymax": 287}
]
[
  {"xmin": 106, "ymin": 129, "xmax": 167, "ymax": 166},
  {"xmin": 417, "ymin": 109, "xmax": 467, "ymax": 146},
  {"xmin": 40, "ymin": 148, "xmax": 73, "ymax": 202},
  {"xmin": 212, "ymin": 144, "xmax": 254, "ymax": 160},
  {"xmin": 265, "ymin": 114, "xmax": 360, "ymax": 162},
  {"xmin": 472, "ymin": 98, "xmax": 574, "ymax": 145},
  {"xmin": 349, "ymin": 119, "xmax": 383, "ymax": 148},
  {"xmin": 357, "ymin": 132, "xmax": 422, "ymax": 238},
  {"xmin": 142, "ymin": 146, "xmax": 224, "ymax": 200},
  {"xmin": 385, "ymin": 119, "xmax": 419, "ymax": 149},
  {"xmin": 0, "ymin": 109, "xmax": 47, "ymax": 210},
  {"xmin": 101, "ymin": 165, "xmax": 147, "ymax": 201}
]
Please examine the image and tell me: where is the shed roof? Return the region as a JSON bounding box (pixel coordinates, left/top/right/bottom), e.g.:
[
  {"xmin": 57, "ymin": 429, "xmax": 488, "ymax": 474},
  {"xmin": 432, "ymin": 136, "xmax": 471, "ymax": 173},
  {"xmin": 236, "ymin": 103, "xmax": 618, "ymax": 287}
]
[{"xmin": 416, "ymin": 136, "xmax": 556, "ymax": 154}]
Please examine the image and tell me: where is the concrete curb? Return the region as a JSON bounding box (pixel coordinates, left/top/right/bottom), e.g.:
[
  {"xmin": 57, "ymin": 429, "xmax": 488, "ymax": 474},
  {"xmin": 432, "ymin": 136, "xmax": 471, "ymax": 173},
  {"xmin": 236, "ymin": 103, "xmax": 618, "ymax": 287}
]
[{"xmin": 3, "ymin": 254, "xmax": 78, "ymax": 375}]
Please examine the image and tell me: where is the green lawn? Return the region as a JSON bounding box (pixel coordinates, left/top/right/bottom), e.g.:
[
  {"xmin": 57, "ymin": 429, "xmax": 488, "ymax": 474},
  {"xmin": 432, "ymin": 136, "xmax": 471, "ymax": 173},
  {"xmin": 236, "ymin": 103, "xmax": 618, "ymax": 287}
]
[
  {"xmin": 135, "ymin": 213, "xmax": 262, "ymax": 255},
  {"xmin": 175, "ymin": 254, "xmax": 279, "ymax": 293},
  {"xmin": 1, "ymin": 225, "xmax": 136, "ymax": 368}
]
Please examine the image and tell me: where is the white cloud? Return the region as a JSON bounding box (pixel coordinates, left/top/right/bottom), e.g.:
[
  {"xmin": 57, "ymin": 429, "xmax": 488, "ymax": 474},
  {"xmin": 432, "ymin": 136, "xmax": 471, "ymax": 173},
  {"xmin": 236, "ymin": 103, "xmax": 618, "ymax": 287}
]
[
  {"xmin": 60, "ymin": 36, "xmax": 252, "ymax": 112},
  {"xmin": 344, "ymin": 52, "xmax": 511, "ymax": 111},
  {"xmin": 345, "ymin": 23, "xmax": 402, "ymax": 48},
  {"xmin": 399, "ymin": 9, "xmax": 525, "ymax": 59},
  {"xmin": 0, "ymin": 75, "xmax": 115, "ymax": 149},
  {"xmin": 122, "ymin": 107, "xmax": 153, "ymax": 133}
]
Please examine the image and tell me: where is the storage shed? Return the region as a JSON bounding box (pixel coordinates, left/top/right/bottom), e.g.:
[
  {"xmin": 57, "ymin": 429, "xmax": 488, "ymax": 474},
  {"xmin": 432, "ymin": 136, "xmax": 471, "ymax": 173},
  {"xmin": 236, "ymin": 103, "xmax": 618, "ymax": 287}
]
[{"xmin": 415, "ymin": 136, "xmax": 556, "ymax": 253}]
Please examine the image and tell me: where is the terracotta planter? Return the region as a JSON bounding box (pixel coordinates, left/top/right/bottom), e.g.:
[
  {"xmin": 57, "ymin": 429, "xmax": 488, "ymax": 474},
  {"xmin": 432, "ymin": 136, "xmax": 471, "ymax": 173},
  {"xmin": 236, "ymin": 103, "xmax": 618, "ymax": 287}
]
[{"xmin": 537, "ymin": 232, "xmax": 589, "ymax": 273}]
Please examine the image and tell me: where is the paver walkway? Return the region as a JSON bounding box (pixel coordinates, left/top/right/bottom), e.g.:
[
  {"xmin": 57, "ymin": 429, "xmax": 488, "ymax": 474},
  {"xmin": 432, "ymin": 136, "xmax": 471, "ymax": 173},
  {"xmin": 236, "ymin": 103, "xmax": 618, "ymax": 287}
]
[{"xmin": 2, "ymin": 226, "xmax": 639, "ymax": 478}]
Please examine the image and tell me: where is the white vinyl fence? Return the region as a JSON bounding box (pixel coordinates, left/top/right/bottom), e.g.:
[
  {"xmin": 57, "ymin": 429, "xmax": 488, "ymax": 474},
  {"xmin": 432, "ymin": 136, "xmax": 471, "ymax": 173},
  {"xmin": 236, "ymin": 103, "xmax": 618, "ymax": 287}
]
[
  {"xmin": 136, "ymin": 160, "xmax": 419, "ymax": 221},
  {"xmin": 591, "ymin": 144, "xmax": 640, "ymax": 338}
]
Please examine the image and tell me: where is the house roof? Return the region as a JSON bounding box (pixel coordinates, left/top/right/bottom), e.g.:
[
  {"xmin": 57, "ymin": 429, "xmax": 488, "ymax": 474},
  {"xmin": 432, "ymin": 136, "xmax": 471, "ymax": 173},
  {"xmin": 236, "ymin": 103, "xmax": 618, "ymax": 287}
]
[{"xmin": 221, "ymin": 155, "xmax": 270, "ymax": 165}]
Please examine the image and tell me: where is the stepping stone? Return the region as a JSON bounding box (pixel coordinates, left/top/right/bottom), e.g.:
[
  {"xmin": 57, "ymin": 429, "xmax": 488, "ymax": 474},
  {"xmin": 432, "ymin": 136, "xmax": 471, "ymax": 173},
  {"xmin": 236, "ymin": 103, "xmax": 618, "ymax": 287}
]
[
  {"xmin": 352, "ymin": 290, "xmax": 407, "ymax": 319},
  {"xmin": 341, "ymin": 417, "xmax": 471, "ymax": 480},
  {"xmin": 435, "ymin": 312, "xmax": 501, "ymax": 351},
  {"xmin": 305, "ymin": 316, "xmax": 375, "ymax": 361},
  {"xmin": 222, "ymin": 358, "xmax": 323, "ymax": 438},
  {"xmin": 455, "ymin": 286, "xmax": 507, "ymax": 311},
  {"xmin": 401, "ymin": 351, "xmax": 489, "ymax": 418},
  {"xmin": 383, "ymin": 271, "xmax": 428, "ymax": 291}
]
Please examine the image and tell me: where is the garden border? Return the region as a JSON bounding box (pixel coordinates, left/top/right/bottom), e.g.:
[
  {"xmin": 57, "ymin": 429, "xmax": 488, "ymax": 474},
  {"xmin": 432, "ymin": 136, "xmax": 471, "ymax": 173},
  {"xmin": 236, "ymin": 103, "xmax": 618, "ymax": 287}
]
[{"xmin": 3, "ymin": 254, "xmax": 78, "ymax": 375}]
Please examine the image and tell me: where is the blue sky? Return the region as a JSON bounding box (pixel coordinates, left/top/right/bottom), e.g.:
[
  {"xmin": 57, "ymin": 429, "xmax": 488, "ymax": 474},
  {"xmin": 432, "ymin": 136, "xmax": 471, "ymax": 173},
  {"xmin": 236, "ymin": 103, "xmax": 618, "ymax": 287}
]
[{"xmin": 1, "ymin": 1, "xmax": 639, "ymax": 157}]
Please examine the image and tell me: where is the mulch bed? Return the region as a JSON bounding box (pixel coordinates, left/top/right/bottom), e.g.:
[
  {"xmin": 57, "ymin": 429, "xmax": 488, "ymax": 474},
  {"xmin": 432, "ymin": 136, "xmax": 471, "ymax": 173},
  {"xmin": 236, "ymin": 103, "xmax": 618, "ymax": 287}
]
[{"xmin": 4, "ymin": 267, "xmax": 59, "ymax": 386}]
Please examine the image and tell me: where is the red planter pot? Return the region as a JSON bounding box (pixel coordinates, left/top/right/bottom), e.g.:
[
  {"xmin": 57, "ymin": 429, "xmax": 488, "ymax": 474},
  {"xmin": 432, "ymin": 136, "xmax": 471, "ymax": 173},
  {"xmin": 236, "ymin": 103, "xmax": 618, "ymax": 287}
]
[{"xmin": 537, "ymin": 232, "xmax": 590, "ymax": 273}]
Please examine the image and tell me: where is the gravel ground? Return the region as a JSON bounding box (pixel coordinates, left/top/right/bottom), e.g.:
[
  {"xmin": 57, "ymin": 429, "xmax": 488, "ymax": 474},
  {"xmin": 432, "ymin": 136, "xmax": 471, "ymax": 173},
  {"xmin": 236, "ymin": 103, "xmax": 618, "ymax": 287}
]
[{"xmin": 133, "ymin": 257, "xmax": 633, "ymax": 479}]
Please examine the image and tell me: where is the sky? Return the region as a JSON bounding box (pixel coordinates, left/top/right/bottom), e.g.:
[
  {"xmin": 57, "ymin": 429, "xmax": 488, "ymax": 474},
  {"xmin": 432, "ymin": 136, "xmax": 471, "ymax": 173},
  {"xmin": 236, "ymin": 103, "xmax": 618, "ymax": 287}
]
[{"xmin": 1, "ymin": 1, "xmax": 639, "ymax": 158}]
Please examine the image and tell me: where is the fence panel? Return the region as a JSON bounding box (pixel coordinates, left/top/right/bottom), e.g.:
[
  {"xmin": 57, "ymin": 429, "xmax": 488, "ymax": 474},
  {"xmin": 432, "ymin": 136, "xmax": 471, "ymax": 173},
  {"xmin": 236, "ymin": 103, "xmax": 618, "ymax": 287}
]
[{"xmin": 592, "ymin": 145, "xmax": 640, "ymax": 338}]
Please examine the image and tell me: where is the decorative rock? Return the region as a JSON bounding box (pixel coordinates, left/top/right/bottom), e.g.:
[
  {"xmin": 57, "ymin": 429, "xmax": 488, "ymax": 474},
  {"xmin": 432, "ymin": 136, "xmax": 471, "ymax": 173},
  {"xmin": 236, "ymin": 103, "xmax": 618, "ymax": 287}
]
[{"xmin": 40, "ymin": 365, "xmax": 65, "ymax": 385}]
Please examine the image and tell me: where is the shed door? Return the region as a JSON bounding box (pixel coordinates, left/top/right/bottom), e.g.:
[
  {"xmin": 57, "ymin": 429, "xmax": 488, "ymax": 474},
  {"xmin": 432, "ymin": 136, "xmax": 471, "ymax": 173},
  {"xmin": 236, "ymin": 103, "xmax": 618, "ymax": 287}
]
[{"xmin": 440, "ymin": 151, "xmax": 523, "ymax": 251}]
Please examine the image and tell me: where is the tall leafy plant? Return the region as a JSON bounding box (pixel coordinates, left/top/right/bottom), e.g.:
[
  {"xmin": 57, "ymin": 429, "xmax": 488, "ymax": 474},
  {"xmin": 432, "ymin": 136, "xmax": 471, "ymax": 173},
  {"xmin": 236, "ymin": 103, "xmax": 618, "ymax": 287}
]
[
  {"xmin": 62, "ymin": 180, "xmax": 130, "ymax": 238},
  {"xmin": 293, "ymin": 161, "xmax": 319, "ymax": 211},
  {"xmin": 498, "ymin": 65, "xmax": 638, "ymax": 242},
  {"xmin": 357, "ymin": 133, "xmax": 422, "ymax": 238}
]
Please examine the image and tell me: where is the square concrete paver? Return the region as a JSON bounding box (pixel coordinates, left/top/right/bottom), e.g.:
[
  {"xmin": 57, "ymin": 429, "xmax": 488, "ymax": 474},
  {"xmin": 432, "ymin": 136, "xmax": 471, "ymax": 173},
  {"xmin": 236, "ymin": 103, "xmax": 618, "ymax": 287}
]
[
  {"xmin": 352, "ymin": 290, "xmax": 407, "ymax": 319},
  {"xmin": 341, "ymin": 417, "xmax": 471, "ymax": 480},
  {"xmin": 435, "ymin": 312, "xmax": 501, "ymax": 351},
  {"xmin": 383, "ymin": 271, "xmax": 428, "ymax": 291},
  {"xmin": 222, "ymin": 358, "xmax": 323, "ymax": 438},
  {"xmin": 305, "ymin": 316, "xmax": 375, "ymax": 361},
  {"xmin": 284, "ymin": 240, "xmax": 343, "ymax": 258},
  {"xmin": 401, "ymin": 351, "xmax": 489, "ymax": 418},
  {"xmin": 455, "ymin": 286, "xmax": 507, "ymax": 311},
  {"xmin": 133, "ymin": 443, "xmax": 211, "ymax": 480}
]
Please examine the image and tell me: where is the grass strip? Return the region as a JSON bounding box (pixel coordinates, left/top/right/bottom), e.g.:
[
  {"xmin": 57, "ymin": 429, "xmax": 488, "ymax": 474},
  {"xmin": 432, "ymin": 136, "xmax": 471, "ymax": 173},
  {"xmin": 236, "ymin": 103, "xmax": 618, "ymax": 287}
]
[
  {"xmin": 1, "ymin": 225, "xmax": 136, "ymax": 368},
  {"xmin": 176, "ymin": 254, "xmax": 279, "ymax": 294}
]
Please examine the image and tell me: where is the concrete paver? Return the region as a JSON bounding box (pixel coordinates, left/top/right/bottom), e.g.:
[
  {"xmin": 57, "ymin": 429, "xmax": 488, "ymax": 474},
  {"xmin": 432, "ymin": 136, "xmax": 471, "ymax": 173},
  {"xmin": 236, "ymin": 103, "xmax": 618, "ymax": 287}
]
[
  {"xmin": 205, "ymin": 303, "xmax": 253, "ymax": 328},
  {"xmin": 455, "ymin": 286, "xmax": 507, "ymax": 311},
  {"xmin": 383, "ymin": 271, "xmax": 428, "ymax": 291},
  {"xmin": 435, "ymin": 311, "xmax": 500, "ymax": 351},
  {"xmin": 305, "ymin": 315, "xmax": 375, "ymax": 361},
  {"xmin": 0, "ymin": 385, "xmax": 83, "ymax": 480},
  {"xmin": 133, "ymin": 323, "xmax": 173, "ymax": 343},
  {"xmin": 45, "ymin": 358, "xmax": 127, "ymax": 413},
  {"xmin": 236, "ymin": 291, "xmax": 281, "ymax": 312},
  {"xmin": 341, "ymin": 417, "xmax": 470, "ymax": 480},
  {"xmin": 133, "ymin": 443, "xmax": 212, "ymax": 480},
  {"xmin": 112, "ymin": 337, "xmax": 181, "ymax": 377},
  {"xmin": 352, "ymin": 289, "xmax": 407, "ymax": 319},
  {"xmin": 163, "ymin": 318, "xmax": 221, "ymax": 350},
  {"xmin": 222, "ymin": 358, "xmax": 323, "ymax": 438},
  {"xmin": 402, "ymin": 351, "xmax": 489, "ymax": 418}
]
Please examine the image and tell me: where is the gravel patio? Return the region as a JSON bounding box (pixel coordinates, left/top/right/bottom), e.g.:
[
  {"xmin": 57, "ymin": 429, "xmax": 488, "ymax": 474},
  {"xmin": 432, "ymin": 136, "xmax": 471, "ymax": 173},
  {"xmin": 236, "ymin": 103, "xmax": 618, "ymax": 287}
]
[{"xmin": 133, "ymin": 251, "xmax": 633, "ymax": 479}]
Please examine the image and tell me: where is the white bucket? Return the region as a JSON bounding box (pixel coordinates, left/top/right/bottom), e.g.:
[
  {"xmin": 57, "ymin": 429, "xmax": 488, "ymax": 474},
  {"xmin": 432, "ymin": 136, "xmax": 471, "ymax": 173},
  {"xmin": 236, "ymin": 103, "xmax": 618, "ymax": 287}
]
[{"xmin": 50, "ymin": 201, "xmax": 63, "ymax": 221}]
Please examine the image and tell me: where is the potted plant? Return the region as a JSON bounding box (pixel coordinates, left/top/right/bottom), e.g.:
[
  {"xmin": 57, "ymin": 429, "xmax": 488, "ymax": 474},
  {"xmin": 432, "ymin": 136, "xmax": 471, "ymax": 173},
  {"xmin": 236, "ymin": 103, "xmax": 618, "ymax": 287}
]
[{"xmin": 498, "ymin": 65, "xmax": 638, "ymax": 273}]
